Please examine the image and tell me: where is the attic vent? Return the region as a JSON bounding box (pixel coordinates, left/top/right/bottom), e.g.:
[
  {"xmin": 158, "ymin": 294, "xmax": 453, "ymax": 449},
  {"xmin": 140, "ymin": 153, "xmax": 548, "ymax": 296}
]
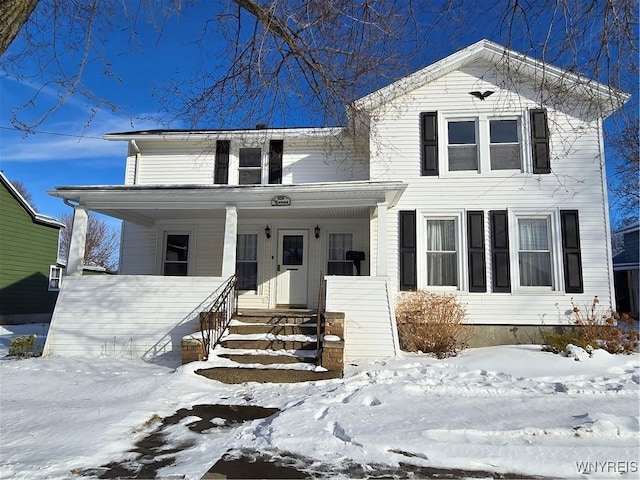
[{"xmin": 255, "ymin": 123, "xmax": 267, "ymax": 129}]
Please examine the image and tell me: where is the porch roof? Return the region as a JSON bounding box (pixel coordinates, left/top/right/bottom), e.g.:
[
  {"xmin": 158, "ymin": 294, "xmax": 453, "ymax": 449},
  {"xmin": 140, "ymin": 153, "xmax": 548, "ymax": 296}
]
[{"xmin": 49, "ymin": 181, "xmax": 407, "ymax": 225}]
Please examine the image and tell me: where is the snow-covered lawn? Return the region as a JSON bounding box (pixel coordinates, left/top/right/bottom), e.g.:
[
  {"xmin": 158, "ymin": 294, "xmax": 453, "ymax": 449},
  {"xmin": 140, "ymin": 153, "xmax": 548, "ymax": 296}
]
[{"xmin": 0, "ymin": 324, "xmax": 638, "ymax": 479}]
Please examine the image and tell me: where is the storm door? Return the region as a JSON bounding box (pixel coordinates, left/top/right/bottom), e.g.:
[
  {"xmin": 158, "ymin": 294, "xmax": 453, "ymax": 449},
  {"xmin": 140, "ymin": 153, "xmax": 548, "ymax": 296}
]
[{"xmin": 276, "ymin": 230, "xmax": 308, "ymax": 306}]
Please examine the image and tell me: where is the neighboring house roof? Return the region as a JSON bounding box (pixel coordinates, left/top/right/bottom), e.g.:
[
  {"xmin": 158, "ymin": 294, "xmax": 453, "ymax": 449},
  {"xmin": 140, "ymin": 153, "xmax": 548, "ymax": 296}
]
[
  {"xmin": 0, "ymin": 171, "xmax": 64, "ymax": 228},
  {"xmin": 354, "ymin": 38, "xmax": 630, "ymax": 116},
  {"xmin": 613, "ymin": 223, "xmax": 639, "ymax": 270},
  {"xmin": 55, "ymin": 259, "xmax": 117, "ymax": 275}
]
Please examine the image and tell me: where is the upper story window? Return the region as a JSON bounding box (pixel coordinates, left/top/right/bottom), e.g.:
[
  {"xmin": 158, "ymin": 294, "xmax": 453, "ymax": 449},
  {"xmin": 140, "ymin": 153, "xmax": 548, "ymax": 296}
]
[
  {"xmin": 214, "ymin": 140, "xmax": 283, "ymax": 185},
  {"xmin": 238, "ymin": 148, "xmax": 262, "ymax": 185},
  {"xmin": 447, "ymin": 120, "xmax": 478, "ymax": 171},
  {"xmin": 421, "ymin": 109, "xmax": 547, "ymax": 176},
  {"xmin": 490, "ymin": 119, "xmax": 521, "ymax": 170}
]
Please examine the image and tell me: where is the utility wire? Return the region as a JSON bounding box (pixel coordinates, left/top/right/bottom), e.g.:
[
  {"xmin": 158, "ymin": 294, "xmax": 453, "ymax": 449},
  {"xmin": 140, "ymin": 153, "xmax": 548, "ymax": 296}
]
[{"xmin": 0, "ymin": 125, "xmax": 104, "ymax": 140}]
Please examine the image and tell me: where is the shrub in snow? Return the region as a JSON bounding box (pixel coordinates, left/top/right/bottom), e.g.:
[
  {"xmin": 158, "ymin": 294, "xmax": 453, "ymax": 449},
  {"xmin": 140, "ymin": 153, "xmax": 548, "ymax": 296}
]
[
  {"xmin": 542, "ymin": 297, "xmax": 638, "ymax": 355},
  {"xmin": 7, "ymin": 334, "xmax": 40, "ymax": 359},
  {"xmin": 395, "ymin": 290, "xmax": 470, "ymax": 359}
]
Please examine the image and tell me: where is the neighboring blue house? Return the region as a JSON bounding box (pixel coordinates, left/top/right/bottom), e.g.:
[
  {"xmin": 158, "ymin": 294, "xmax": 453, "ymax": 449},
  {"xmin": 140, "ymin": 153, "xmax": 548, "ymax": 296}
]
[{"xmin": 613, "ymin": 223, "xmax": 639, "ymax": 318}]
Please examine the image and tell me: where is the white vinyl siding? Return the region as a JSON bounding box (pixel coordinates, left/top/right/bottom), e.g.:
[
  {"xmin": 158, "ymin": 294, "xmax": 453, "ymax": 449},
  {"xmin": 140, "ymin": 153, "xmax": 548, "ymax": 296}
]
[
  {"xmin": 44, "ymin": 276, "xmax": 225, "ymax": 360},
  {"xmin": 370, "ymin": 64, "xmax": 612, "ymax": 325}
]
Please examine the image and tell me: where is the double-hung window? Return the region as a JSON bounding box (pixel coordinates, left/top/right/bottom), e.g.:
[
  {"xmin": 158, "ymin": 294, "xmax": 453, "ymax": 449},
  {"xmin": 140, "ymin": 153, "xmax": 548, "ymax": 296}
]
[
  {"xmin": 490, "ymin": 119, "xmax": 521, "ymax": 170},
  {"xmin": 517, "ymin": 217, "xmax": 552, "ymax": 287},
  {"xmin": 426, "ymin": 218, "xmax": 458, "ymax": 286},
  {"xmin": 327, "ymin": 233, "xmax": 353, "ymax": 276},
  {"xmin": 163, "ymin": 234, "xmax": 190, "ymax": 276},
  {"xmin": 238, "ymin": 148, "xmax": 262, "ymax": 184},
  {"xmin": 447, "ymin": 120, "xmax": 478, "ymax": 171},
  {"xmin": 48, "ymin": 265, "xmax": 62, "ymax": 291},
  {"xmin": 236, "ymin": 234, "xmax": 258, "ymax": 290}
]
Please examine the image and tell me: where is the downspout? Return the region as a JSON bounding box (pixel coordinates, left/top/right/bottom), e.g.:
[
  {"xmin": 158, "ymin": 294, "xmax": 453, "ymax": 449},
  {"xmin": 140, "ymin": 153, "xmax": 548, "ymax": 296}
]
[
  {"xmin": 130, "ymin": 140, "xmax": 141, "ymax": 185},
  {"xmin": 598, "ymin": 118, "xmax": 616, "ymax": 312}
]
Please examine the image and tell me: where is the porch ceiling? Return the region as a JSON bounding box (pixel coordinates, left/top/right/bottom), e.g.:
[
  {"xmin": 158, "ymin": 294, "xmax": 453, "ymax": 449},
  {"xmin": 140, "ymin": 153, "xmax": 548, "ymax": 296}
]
[{"xmin": 49, "ymin": 181, "xmax": 406, "ymax": 225}]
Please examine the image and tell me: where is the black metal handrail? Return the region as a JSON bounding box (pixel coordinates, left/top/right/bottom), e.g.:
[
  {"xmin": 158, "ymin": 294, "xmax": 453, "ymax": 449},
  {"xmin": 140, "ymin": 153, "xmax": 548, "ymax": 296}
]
[
  {"xmin": 200, "ymin": 274, "xmax": 238, "ymax": 361},
  {"xmin": 316, "ymin": 271, "xmax": 325, "ymax": 366}
]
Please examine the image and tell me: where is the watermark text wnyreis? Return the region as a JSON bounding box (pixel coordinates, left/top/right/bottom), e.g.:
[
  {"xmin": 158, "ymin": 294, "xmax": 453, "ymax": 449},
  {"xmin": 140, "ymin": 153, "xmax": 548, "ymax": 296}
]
[{"xmin": 576, "ymin": 461, "xmax": 638, "ymax": 474}]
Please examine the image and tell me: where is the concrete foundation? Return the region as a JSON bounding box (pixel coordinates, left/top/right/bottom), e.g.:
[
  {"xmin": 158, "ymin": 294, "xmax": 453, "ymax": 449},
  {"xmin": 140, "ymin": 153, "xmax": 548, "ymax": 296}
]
[{"xmin": 466, "ymin": 324, "xmax": 581, "ymax": 348}]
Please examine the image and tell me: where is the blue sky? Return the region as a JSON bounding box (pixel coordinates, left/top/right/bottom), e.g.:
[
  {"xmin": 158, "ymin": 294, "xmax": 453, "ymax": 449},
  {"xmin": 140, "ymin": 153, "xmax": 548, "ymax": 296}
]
[{"xmin": 0, "ymin": 2, "xmax": 635, "ymax": 225}]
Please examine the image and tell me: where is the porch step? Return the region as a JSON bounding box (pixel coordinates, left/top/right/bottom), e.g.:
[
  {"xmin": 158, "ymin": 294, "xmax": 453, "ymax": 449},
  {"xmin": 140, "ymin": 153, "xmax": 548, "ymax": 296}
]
[
  {"xmin": 235, "ymin": 309, "xmax": 317, "ymax": 325},
  {"xmin": 196, "ymin": 308, "xmax": 334, "ymax": 384},
  {"xmin": 219, "ymin": 338, "xmax": 317, "ymax": 350},
  {"xmin": 228, "ymin": 322, "xmax": 317, "ymax": 336},
  {"xmin": 195, "ymin": 366, "xmax": 341, "ymax": 384},
  {"xmin": 217, "ymin": 353, "xmax": 316, "ymax": 365}
]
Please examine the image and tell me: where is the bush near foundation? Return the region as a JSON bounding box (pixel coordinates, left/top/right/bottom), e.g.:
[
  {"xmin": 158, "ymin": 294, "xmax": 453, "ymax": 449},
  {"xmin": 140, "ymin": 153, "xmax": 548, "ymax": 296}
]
[
  {"xmin": 7, "ymin": 334, "xmax": 41, "ymax": 359},
  {"xmin": 542, "ymin": 297, "xmax": 638, "ymax": 355},
  {"xmin": 395, "ymin": 290, "xmax": 470, "ymax": 359}
]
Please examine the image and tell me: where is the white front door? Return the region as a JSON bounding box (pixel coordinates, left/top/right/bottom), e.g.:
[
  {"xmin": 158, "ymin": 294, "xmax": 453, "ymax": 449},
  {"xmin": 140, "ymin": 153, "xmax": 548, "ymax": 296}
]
[{"xmin": 276, "ymin": 230, "xmax": 308, "ymax": 307}]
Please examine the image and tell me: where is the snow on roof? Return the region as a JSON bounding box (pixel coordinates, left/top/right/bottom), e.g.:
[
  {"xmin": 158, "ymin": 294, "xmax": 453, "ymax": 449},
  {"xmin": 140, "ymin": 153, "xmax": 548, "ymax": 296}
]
[{"xmin": 0, "ymin": 171, "xmax": 64, "ymax": 228}]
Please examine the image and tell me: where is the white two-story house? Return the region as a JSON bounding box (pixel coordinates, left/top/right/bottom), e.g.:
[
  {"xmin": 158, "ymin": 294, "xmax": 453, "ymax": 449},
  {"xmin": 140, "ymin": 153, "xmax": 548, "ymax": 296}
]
[{"xmin": 44, "ymin": 40, "xmax": 628, "ymax": 362}]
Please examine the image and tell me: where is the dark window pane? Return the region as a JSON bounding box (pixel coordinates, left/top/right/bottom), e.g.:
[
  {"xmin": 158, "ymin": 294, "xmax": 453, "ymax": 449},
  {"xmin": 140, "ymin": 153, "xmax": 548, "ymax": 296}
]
[
  {"xmin": 490, "ymin": 120, "xmax": 518, "ymax": 143},
  {"xmin": 283, "ymin": 235, "xmax": 303, "ymax": 265},
  {"xmin": 164, "ymin": 263, "xmax": 188, "ymax": 276},
  {"xmin": 239, "ymin": 148, "xmax": 262, "ymax": 167},
  {"xmin": 237, "ymin": 234, "xmax": 257, "ymax": 261},
  {"xmin": 239, "ymin": 169, "xmax": 261, "ymax": 184},
  {"xmin": 490, "ymin": 145, "xmax": 521, "ymax": 170},
  {"xmin": 448, "ymin": 121, "xmax": 476, "ymax": 144},
  {"xmin": 328, "ymin": 262, "xmax": 353, "ymax": 276},
  {"xmin": 165, "ymin": 235, "xmax": 189, "ymax": 261},
  {"xmin": 237, "ymin": 262, "xmax": 258, "ymax": 290},
  {"xmin": 448, "ymin": 146, "xmax": 477, "ymax": 171}
]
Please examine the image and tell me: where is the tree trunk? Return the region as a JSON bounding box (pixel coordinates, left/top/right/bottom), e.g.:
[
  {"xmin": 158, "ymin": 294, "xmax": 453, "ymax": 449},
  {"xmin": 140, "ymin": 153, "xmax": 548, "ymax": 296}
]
[{"xmin": 0, "ymin": 0, "xmax": 39, "ymax": 57}]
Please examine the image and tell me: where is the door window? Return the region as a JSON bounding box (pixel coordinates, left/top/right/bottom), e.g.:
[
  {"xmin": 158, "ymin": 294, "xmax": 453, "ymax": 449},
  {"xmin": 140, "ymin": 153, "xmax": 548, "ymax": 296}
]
[{"xmin": 282, "ymin": 235, "xmax": 303, "ymax": 265}]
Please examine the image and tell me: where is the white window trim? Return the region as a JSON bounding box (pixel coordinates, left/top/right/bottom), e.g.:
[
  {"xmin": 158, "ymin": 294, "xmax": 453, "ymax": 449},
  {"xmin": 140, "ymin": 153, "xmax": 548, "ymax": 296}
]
[
  {"xmin": 236, "ymin": 230, "xmax": 262, "ymax": 294},
  {"xmin": 48, "ymin": 265, "xmax": 62, "ymax": 291},
  {"xmin": 158, "ymin": 228, "xmax": 196, "ymax": 276},
  {"xmin": 508, "ymin": 209, "xmax": 563, "ymax": 293},
  {"xmin": 229, "ymin": 140, "xmax": 268, "ymax": 185},
  {"xmin": 416, "ymin": 210, "xmax": 466, "ymax": 292},
  {"xmin": 439, "ymin": 111, "xmax": 528, "ymax": 176},
  {"xmin": 327, "ymin": 232, "xmax": 355, "ymax": 276}
]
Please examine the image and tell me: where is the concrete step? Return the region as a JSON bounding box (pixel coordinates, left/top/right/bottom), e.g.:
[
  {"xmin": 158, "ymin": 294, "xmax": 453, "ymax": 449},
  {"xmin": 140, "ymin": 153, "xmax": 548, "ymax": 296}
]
[
  {"xmin": 217, "ymin": 353, "xmax": 317, "ymax": 365},
  {"xmin": 235, "ymin": 310, "xmax": 317, "ymax": 325},
  {"xmin": 195, "ymin": 366, "xmax": 341, "ymax": 384},
  {"xmin": 228, "ymin": 323, "xmax": 317, "ymax": 336},
  {"xmin": 219, "ymin": 339, "xmax": 317, "ymax": 350}
]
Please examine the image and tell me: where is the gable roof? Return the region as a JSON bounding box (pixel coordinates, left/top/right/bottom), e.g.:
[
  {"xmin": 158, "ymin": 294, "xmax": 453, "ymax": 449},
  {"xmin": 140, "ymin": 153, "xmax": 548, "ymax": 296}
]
[
  {"xmin": 0, "ymin": 171, "xmax": 64, "ymax": 228},
  {"xmin": 354, "ymin": 39, "xmax": 630, "ymax": 116}
]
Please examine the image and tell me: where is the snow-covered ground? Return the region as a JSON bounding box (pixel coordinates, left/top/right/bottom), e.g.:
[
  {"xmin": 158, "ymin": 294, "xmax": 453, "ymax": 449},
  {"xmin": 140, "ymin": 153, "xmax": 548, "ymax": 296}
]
[{"xmin": 0, "ymin": 324, "xmax": 638, "ymax": 479}]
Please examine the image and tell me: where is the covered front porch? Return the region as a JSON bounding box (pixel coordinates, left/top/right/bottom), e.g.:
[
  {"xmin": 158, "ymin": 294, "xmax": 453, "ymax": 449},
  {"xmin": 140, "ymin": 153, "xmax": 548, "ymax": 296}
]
[{"xmin": 51, "ymin": 181, "xmax": 406, "ymax": 310}]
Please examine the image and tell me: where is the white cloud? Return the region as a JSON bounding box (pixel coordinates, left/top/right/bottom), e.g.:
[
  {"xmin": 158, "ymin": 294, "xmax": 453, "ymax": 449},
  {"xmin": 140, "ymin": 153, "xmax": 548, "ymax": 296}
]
[{"xmin": 0, "ymin": 111, "xmax": 161, "ymax": 163}]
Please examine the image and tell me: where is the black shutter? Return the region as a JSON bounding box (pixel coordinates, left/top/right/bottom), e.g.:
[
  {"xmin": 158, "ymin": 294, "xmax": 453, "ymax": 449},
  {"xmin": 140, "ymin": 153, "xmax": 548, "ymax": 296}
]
[
  {"xmin": 420, "ymin": 112, "xmax": 438, "ymax": 176},
  {"xmin": 268, "ymin": 140, "xmax": 283, "ymax": 184},
  {"xmin": 560, "ymin": 210, "xmax": 583, "ymax": 293},
  {"xmin": 467, "ymin": 211, "xmax": 486, "ymax": 292},
  {"xmin": 214, "ymin": 140, "xmax": 230, "ymax": 184},
  {"xmin": 530, "ymin": 109, "xmax": 551, "ymax": 174},
  {"xmin": 490, "ymin": 210, "xmax": 511, "ymax": 293},
  {"xmin": 399, "ymin": 210, "xmax": 417, "ymax": 290}
]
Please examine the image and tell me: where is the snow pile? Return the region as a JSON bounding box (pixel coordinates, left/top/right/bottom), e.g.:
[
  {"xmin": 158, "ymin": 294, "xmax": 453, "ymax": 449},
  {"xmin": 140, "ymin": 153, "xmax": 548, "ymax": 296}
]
[{"xmin": 1, "ymin": 328, "xmax": 638, "ymax": 479}]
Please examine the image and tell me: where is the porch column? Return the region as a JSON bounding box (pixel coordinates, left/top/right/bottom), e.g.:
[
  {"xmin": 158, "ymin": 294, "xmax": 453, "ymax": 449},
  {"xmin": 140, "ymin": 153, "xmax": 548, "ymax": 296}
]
[
  {"xmin": 221, "ymin": 205, "xmax": 238, "ymax": 278},
  {"xmin": 376, "ymin": 202, "xmax": 388, "ymax": 276},
  {"xmin": 67, "ymin": 205, "xmax": 88, "ymax": 276}
]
